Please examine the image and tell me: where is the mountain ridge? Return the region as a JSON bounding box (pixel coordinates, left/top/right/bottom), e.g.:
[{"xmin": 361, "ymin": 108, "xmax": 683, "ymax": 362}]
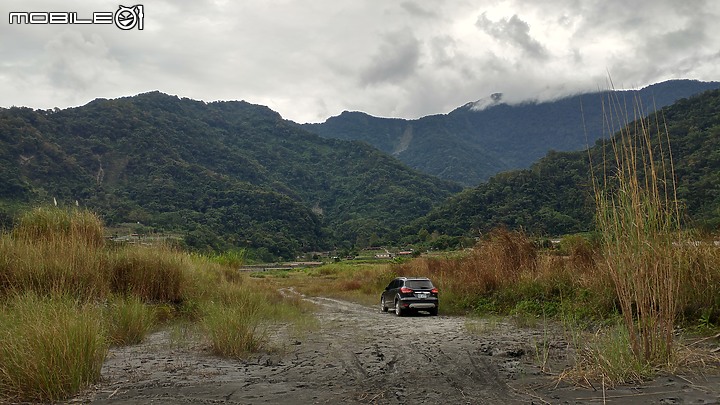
[
  {"xmin": 407, "ymin": 88, "xmax": 720, "ymax": 240},
  {"xmin": 304, "ymin": 79, "xmax": 720, "ymax": 185},
  {"xmin": 0, "ymin": 91, "xmax": 461, "ymax": 257}
]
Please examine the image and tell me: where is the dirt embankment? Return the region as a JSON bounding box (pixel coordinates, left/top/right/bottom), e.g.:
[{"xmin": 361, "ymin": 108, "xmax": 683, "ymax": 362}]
[{"xmin": 74, "ymin": 290, "xmax": 720, "ymax": 404}]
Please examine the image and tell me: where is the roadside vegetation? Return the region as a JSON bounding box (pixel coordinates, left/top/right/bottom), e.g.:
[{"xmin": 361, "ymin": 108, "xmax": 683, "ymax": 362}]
[
  {"xmin": 0, "ymin": 207, "xmax": 312, "ymax": 403},
  {"xmin": 270, "ymin": 223, "xmax": 719, "ymax": 385},
  {"xmin": 583, "ymin": 90, "xmax": 719, "ymax": 382},
  {"xmin": 272, "ymin": 230, "xmax": 609, "ymax": 318},
  {"xmin": 264, "ymin": 91, "xmax": 720, "ymax": 386}
]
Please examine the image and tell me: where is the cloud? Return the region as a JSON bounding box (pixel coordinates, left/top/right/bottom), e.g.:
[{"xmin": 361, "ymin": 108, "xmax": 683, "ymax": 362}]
[
  {"xmin": 360, "ymin": 29, "xmax": 421, "ymax": 86},
  {"xmin": 44, "ymin": 31, "xmax": 119, "ymax": 90},
  {"xmin": 400, "ymin": 2, "xmax": 437, "ymax": 18},
  {"xmin": 0, "ymin": 0, "xmax": 719, "ymax": 122},
  {"xmin": 475, "ymin": 13, "xmax": 548, "ymax": 60},
  {"xmin": 428, "ymin": 36, "xmax": 453, "ymax": 61}
]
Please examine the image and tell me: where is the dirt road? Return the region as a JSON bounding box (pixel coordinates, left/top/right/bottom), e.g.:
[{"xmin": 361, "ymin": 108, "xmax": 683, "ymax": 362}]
[{"xmin": 75, "ymin": 289, "xmax": 720, "ymax": 404}]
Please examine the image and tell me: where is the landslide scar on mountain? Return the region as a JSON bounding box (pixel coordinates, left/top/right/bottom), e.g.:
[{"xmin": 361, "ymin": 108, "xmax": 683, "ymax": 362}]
[{"xmin": 393, "ymin": 124, "xmax": 413, "ymax": 156}]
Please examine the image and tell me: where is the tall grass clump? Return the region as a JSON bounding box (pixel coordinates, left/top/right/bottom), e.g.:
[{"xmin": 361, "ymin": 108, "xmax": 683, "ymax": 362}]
[
  {"xmin": 593, "ymin": 91, "xmax": 684, "ymax": 366},
  {"xmin": 202, "ymin": 283, "xmax": 267, "ymax": 358},
  {"xmin": 106, "ymin": 295, "xmax": 156, "ymax": 345},
  {"xmin": 13, "ymin": 206, "xmax": 105, "ymax": 248},
  {"xmin": 559, "ymin": 234, "xmax": 597, "ymax": 271},
  {"xmin": 0, "ymin": 208, "xmax": 109, "ymax": 300},
  {"xmin": 201, "ymin": 274, "xmax": 317, "ymax": 358},
  {"xmin": 0, "ymin": 205, "xmax": 317, "ymax": 400},
  {"xmin": 0, "ymin": 293, "xmax": 108, "ymax": 402},
  {"xmin": 109, "ymin": 245, "xmax": 186, "ymax": 303}
]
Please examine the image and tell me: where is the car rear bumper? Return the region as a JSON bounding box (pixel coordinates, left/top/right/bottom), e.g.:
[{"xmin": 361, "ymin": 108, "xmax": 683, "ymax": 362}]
[
  {"xmin": 408, "ymin": 302, "xmax": 437, "ymax": 309},
  {"xmin": 399, "ymin": 297, "xmax": 438, "ymax": 309}
]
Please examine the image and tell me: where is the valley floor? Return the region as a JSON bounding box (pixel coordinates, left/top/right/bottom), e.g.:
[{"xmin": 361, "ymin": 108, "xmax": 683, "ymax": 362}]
[{"xmin": 72, "ymin": 290, "xmax": 720, "ymax": 404}]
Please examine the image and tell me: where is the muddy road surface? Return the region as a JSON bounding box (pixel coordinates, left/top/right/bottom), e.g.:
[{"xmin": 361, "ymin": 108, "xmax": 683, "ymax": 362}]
[{"xmin": 75, "ymin": 289, "xmax": 720, "ymax": 404}]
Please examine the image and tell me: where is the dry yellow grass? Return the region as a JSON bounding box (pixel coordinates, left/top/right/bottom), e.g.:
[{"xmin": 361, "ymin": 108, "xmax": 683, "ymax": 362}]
[{"xmin": 0, "ymin": 206, "xmax": 312, "ymax": 402}]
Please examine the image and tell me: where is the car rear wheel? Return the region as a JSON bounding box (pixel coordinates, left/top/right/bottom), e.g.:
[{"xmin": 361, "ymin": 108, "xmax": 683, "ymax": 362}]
[
  {"xmin": 429, "ymin": 307, "xmax": 438, "ymax": 316},
  {"xmin": 380, "ymin": 297, "xmax": 389, "ymax": 312},
  {"xmin": 394, "ymin": 299, "xmax": 404, "ymax": 317}
]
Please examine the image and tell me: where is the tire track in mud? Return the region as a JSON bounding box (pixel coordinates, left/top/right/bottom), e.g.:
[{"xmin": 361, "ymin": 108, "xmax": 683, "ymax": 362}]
[
  {"xmin": 73, "ymin": 289, "xmax": 560, "ymax": 404},
  {"xmin": 280, "ymin": 288, "xmax": 536, "ymax": 404}
]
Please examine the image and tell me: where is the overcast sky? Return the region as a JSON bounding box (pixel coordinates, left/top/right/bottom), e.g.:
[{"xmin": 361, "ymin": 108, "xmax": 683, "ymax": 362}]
[{"xmin": 1, "ymin": 0, "xmax": 719, "ymax": 123}]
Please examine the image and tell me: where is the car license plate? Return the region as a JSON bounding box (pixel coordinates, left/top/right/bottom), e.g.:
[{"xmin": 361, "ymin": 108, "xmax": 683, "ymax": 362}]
[{"xmin": 416, "ymin": 293, "xmax": 428, "ymax": 299}]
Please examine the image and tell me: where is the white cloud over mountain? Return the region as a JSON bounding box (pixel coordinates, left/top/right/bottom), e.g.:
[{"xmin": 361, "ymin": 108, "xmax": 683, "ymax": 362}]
[{"xmin": 1, "ymin": 0, "xmax": 719, "ymax": 122}]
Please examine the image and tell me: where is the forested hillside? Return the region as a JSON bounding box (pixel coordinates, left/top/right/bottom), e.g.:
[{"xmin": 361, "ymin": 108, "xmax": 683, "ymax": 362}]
[
  {"xmin": 409, "ymin": 89, "xmax": 720, "ymax": 238},
  {"xmin": 305, "ymin": 80, "xmax": 720, "ymax": 185},
  {"xmin": 3, "ymin": 86, "xmax": 718, "ymax": 256},
  {"xmin": 0, "ymin": 92, "xmax": 460, "ymax": 257}
]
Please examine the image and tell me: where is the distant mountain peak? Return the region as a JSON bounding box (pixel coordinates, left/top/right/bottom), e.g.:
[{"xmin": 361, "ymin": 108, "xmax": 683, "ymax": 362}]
[{"xmin": 464, "ymin": 92, "xmax": 504, "ymax": 111}]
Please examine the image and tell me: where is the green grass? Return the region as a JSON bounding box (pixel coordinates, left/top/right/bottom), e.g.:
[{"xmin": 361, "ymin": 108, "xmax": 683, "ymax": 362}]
[
  {"xmin": 203, "ymin": 298, "xmax": 267, "ymax": 357},
  {"xmin": 570, "ymin": 322, "xmax": 653, "ymax": 386},
  {"xmin": 106, "ymin": 295, "xmax": 156, "ymax": 345},
  {"xmin": 209, "ymin": 248, "xmax": 247, "ymax": 267},
  {"xmin": 202, "ymin": 279, "xmax": 314, "ymax": 358},
  {"xmin": 280, "ymin": 262, "xmax": 396, "ymax": 307},
  {"xmin": 0, "ymin": 293, "xmax": 108, "ymax": 403}
]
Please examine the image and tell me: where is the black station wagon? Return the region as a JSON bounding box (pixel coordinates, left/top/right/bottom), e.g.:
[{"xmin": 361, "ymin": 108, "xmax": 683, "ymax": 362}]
[{"xmin": 380, "ymin": 277, "xmax": 439, "ymax": 316}]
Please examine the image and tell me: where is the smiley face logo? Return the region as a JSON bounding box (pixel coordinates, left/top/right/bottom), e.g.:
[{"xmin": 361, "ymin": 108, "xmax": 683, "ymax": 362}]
[{"xmin": 114, "ymin": 5, "xmax": 144, "ymax": 30}]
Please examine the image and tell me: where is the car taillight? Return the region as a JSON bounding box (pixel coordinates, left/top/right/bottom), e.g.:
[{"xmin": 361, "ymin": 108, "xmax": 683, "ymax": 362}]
[
  {"xmin": 431, "ymin": 288, "xmax": 439, "ymax": 294},
  {"xmin": 400, "ymin": 287, "xmax": 413, "ymax": 294}
]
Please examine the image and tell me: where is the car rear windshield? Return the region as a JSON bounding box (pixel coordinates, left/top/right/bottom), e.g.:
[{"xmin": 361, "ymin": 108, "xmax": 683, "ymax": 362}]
[{"xmin": 405, "ymin": 280, "xmax": 434, "ymax": 289}]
